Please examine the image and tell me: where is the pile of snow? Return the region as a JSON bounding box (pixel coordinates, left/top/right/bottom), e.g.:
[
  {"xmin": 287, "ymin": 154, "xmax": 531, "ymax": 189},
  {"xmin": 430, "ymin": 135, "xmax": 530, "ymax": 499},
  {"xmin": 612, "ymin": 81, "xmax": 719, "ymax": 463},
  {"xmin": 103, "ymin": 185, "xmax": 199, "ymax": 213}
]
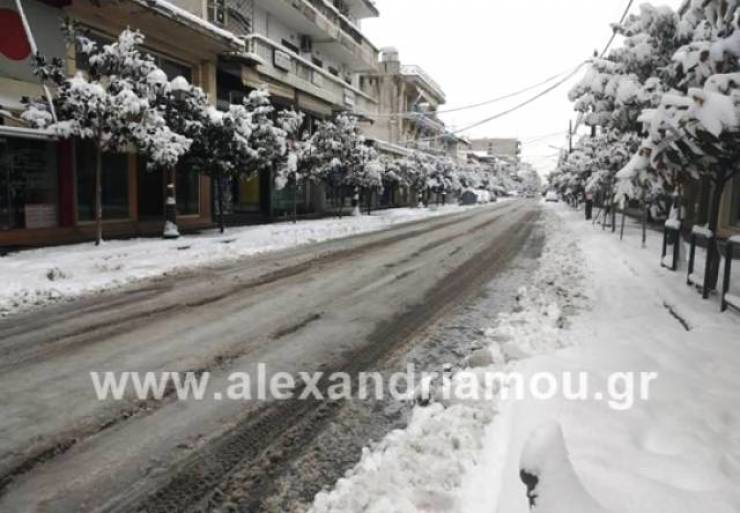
[
  {"xmin": 520, "ymin": 422, "xmax": 611, "ymax": 513},
  {"xmin": 489, "ymin": 205, "xmax": 740, "ymax": 513},
  {"xmin": 0, "ymin": 205, "xmax": 476, "ymax": 317}
]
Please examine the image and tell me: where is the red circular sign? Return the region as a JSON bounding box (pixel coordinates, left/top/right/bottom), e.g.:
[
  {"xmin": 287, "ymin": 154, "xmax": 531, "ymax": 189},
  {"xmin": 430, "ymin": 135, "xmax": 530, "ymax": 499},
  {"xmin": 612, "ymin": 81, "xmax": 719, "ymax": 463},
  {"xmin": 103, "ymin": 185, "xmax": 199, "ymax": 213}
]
[{"xmin": 0, "ymin": 9, "xmax": 32, "ymax": 61}]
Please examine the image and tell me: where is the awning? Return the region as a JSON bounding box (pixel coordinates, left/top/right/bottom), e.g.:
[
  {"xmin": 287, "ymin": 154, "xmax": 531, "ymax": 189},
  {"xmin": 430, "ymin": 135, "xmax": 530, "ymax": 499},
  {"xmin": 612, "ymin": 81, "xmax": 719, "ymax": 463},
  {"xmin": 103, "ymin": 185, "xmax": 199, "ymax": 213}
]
[
  {"xmin": 297, "ymin": 92, "xmax": 333, "ymax": 117},
  {"xmin": 0, "ymin": 125, "xmax": 57, "ymax": 141}
]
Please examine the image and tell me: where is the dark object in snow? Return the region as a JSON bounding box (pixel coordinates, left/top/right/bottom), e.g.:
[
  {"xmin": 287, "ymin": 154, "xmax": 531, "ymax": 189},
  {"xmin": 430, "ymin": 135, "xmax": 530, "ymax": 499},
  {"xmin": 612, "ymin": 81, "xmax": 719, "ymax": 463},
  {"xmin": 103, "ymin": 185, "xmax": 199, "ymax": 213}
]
[
  {"xmin": 661, "ymin": 221, "xmax": 681, "ymax": 272},
  {"xmin": 520, "ymin": 469, "xmax": 539, "ymax": 508},
  {"xmin": 721, "ymin": 238, "xmax": 739, "ymax": 313}
]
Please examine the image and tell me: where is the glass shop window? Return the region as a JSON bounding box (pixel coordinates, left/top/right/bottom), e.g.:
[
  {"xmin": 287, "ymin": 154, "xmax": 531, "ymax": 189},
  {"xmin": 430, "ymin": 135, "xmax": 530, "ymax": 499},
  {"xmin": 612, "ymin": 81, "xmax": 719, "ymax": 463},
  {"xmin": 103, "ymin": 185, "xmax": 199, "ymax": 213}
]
[
  {"xmin": 0, "ymin": 137, "xmax": 58, "ymax": 230},
  {"xmin": 75, "ymin": 140, "xmax": 129, "ymax": 221}
]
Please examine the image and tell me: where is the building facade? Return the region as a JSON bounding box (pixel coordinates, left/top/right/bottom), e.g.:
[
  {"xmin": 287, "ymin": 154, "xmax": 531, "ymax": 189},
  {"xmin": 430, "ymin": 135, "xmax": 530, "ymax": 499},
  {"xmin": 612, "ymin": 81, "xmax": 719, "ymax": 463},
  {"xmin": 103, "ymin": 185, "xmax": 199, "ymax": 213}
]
[
  {"xmin": 362, "ymin": 47, "xmax": 466, "ymax": 161},
  {"xmin": 468, "ymin": 137, "xmax": 522, "ymax": 162},
  {"xmin": 171, "ymin": 0, "xmax": 381, "ymax": 219},
  {"xmin": 1, "ymin": 0, "xmax": 477, "ymax": 247},
  {"xmin": 0, "ymin": 0, "xmax": 241, "ymax": 247}
]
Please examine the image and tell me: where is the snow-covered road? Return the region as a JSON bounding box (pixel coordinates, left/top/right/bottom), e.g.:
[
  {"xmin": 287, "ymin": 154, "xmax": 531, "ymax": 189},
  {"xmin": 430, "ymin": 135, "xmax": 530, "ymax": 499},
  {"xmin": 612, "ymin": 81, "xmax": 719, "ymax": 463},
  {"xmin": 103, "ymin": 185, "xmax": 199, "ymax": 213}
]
[{"xmin": 0, "ymin": 199, "xmax": 542, "ymax": 513}]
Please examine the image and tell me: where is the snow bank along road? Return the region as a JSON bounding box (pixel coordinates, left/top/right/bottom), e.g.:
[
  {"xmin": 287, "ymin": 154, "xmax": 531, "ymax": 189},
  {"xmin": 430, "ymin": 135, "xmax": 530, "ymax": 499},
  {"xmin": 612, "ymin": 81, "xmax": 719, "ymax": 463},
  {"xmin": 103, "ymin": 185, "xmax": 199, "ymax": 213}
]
[{"xmin": 0, "ymin": 200, "xmax": 541, "ymax": 513}]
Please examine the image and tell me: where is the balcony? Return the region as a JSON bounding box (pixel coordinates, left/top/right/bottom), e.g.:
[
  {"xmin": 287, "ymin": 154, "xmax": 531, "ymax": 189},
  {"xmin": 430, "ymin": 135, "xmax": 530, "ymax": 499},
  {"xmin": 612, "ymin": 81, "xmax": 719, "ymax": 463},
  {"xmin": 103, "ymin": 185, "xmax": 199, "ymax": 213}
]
[
  {"xmin": 253, "ymin": 0, "xmax": 379, "ymax": 72},
  {"xmin": 327, "ymin": 0, "xmax": 379, "ymax": 21},
  {"xmin": 401, "ymin": 65, "xmax": 446, "ymax": 104},
  {"xmin": 242, "ymin": 34, "xmax": 378, "ymax": 114}
]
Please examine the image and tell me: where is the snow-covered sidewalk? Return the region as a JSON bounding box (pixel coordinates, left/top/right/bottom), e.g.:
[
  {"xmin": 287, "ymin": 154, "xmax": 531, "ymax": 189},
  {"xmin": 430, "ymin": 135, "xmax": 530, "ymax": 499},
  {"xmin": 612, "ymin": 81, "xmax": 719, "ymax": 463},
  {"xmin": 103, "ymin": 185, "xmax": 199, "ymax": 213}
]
[
  {"xmin": 309, "ymin": 203, "xmax": 740, "ymax": 513},
  {"xmin": 0, "ymin": 205, "xmax": 478, "ymax": 317}
]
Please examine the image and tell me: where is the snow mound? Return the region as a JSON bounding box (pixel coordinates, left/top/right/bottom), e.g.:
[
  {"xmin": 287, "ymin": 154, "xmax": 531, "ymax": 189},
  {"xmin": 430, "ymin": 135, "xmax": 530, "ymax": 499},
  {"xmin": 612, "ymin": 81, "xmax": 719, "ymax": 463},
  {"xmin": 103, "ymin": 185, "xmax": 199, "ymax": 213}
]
[
  {"xmin": 309, "ymin": 403, "xmax": 491, "ymax": 513},
  {"xmin": 520, "ymin": 422, "xmax": 611, "ymax": 513}
]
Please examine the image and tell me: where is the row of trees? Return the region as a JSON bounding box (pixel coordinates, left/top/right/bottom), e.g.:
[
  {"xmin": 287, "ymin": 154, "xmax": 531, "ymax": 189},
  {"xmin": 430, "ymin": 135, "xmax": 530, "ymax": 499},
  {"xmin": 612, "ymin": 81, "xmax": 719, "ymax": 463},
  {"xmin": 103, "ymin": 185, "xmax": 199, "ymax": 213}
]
[
  {"xmin": 550, "ymin": 0, "xmax": 740, "ymax": 287},
  {"xmin": 24, "ymin": 24, "xmax": 298, "ymax": 243},
  {"xmin": 24, "ymin": 25, "xmax": 523, "ymax": 243}
]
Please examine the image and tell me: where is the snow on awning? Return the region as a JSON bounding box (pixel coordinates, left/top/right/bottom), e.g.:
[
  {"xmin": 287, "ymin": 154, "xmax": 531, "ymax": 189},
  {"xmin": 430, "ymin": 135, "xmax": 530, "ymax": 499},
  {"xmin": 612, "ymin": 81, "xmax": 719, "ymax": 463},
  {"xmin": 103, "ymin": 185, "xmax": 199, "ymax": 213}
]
[
  {"xmin": 0, "ymin": 125, "xmax": 57, "ymax": 140},
  {"xmin": 131, "ymin": 0, "xmax": 244, "ymax": 50}
]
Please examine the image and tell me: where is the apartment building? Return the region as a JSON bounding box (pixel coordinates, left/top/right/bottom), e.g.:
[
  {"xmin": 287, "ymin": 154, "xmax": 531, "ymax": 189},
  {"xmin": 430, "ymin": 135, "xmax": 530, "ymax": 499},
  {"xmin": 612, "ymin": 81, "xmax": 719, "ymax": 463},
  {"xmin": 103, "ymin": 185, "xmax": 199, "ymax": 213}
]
[
  {"xmin": 468, "ymin": 137, "xmax": 522, "ymax": 162},
  {"xmin": 0, "ymin": 0, "xmax": 241, "ymax": 247},
  {"xmin": 173, "ymin": 0, "xmax": 382, "ymax": 217},
  {"xmin": 363, "ymin": 47, "xmax": 467, "ymax": 161}
]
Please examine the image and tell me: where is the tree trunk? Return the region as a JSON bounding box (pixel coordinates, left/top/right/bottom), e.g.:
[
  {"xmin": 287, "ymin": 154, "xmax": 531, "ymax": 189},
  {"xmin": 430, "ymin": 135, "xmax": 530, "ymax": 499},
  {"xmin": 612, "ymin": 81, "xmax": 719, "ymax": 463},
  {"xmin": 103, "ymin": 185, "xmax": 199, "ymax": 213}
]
[
  {"xmin": 163, "ymin": 167, "xmax": 179, "ymax": 239},
  {"xmin": 608, "ymin": 183, "xmax": 616, "ymax": 233},
  {"xmin": 217, "ymin": 175, "xmax": 225, "ymax": 234},
  {"xmin": 641, "ymin": 191, "xmax": 648, "ymax": 249},
  {"xmin": 351, "ymin": 186, "xmax": 360, "ymax": 217},
  {"xmin": 292, "ymin": 175, "xmax": 298, "ymax": 224},
  {"xmin": 95, "ymin": 144, "xmax": 103, "ymax": 246}
]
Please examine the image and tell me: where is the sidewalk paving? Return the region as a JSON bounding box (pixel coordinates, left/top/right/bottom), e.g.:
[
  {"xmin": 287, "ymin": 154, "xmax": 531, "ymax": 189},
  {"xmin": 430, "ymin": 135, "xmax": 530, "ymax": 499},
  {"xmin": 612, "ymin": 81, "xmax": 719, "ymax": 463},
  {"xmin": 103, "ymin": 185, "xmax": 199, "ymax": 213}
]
[{"xmin": 0, "ymin": 205, "xmax": 480, "ymax": 318}]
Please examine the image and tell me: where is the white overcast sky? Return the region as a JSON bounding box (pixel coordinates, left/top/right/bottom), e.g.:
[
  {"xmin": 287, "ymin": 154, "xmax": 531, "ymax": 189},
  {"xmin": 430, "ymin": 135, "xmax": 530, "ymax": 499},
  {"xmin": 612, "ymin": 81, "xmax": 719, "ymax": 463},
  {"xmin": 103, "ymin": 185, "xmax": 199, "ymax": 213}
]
[{"xmin": 363, "ymin": 0, "xmax": 684, "ymax": 176}]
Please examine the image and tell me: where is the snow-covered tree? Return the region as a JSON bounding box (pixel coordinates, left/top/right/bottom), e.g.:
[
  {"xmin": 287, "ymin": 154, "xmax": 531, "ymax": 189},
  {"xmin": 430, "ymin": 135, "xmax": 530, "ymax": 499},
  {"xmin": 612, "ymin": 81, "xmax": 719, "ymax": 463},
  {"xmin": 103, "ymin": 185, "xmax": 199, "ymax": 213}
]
[
  {"xmin": 636, "ymin": 0, "xmax": 740, "ymax": 286},
  {"xmin": 306, "ymin": 113, "xmax": 381, "ymax": 215},
  {"xmin": 24, "ymin": 27, "xmax": 191, "ymax": 245}
]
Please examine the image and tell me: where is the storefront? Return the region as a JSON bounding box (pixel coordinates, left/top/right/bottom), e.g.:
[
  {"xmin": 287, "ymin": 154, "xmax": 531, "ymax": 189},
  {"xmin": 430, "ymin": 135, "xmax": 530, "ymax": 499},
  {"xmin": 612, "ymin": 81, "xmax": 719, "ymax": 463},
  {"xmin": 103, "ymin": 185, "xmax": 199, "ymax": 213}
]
[
  {"xmin": 0, "ymin": 0, "xmax": 243, "ymax": 247},
  {"xmin": 0, "ymin": 126, "xmax": 61, "ymax": 233}
]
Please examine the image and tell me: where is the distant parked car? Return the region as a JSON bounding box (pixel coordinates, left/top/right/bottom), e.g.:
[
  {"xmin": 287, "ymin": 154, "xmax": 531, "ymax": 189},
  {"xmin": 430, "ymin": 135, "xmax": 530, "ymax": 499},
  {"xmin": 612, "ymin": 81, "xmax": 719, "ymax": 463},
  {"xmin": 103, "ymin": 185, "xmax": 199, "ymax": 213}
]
[
  {"xmin": 545, "ymin": 191, "xmax": 559, "ymax": 202},
  {"xmin": 460, "ymin": 189, "xmax": 494, "ymax": 205}
]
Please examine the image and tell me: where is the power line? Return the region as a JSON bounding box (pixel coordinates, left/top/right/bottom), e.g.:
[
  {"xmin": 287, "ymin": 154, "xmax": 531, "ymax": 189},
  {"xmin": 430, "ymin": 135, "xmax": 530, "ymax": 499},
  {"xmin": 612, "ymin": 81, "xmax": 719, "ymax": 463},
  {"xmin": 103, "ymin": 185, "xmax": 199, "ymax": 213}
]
[
  {"xmin": 521, "ymin": 130, "xmax": 569, "ymax": 145},
  {"xmin": 599, "ymin": 0, "xmax": 636, "ymax": 58},
  {"xmin": 448, "ymin": 61, "xmax": 587, "ymax": 134},
  {"xmin": 355, "ymin": 64, "xmax": 580, "ymax": 120},
  {"xmin": 560, "ymin": 0, "xmax": 636, "ymax": 150},
  {"xmin": 393, "ymin": 0, "xmax": 636, "ymax": 150},
  {"xmin": 436, "ymin": 67, "xmax": 575, "ymax": 115},
  {"xmin": 404, "ymin": 61, "xmax": 588, "ymax": 145}
]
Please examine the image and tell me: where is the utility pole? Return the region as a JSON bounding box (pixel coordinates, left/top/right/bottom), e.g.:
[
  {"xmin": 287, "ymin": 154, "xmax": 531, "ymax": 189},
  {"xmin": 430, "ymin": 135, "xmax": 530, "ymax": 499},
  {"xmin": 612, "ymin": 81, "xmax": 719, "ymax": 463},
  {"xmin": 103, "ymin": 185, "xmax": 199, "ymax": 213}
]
[{"xmin": 568, "ymin": 120, "xmax": 573, "ymax": 153}]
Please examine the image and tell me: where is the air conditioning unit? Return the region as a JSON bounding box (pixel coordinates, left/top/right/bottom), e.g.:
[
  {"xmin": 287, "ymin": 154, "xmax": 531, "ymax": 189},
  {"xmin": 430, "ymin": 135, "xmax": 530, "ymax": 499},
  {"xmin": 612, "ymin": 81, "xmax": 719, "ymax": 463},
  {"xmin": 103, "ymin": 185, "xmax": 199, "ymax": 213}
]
[{"xmin": 300, "ymin": 35, "xmax": 313, "ymax": 54}]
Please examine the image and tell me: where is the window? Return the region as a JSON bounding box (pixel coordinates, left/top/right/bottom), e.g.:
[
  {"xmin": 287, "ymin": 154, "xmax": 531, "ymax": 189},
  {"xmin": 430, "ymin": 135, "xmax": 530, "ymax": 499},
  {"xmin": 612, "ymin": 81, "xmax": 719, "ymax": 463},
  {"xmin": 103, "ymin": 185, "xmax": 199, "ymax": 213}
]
[
  {"xmin": 281, "ymin": 39, "xmax": 299, "ymax": 54},
  {"xmin": 177, "ymin": 171, "xmax": 200, "ymax": 216},
  {"xmin": 207, "ymin": 0, "xmax": 227, "ymax": 26},
  {"xmin": 76, "ymin": 140, "xmax": 129, "ymax": 221},
  {"xmin": 155, "ymin": 56, "xmax": 192, "ymax": 82},
  {"xmin": 312, "ymin": 57, "xmax": 323, "ymax": 68},
  {"xmin": 0, "ymin": 137, "xmax": 58, "ymax": 230},
  {"xmin": 328, "ymin": 66, "xmax": 339, "ymax": 77},
  {"xmin": 137, "ymin": 161, "xmax": 199, "ymax": 218}
]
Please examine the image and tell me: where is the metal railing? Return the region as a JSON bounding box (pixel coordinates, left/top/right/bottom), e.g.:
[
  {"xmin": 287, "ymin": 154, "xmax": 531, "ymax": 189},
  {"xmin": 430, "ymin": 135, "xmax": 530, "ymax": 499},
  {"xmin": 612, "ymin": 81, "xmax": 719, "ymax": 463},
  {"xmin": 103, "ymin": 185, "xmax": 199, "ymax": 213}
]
[
  {"xmin": 721, "ymin": 237, "xmax": 739, "ymax": 312},
  {"xmin": 687, "ymin": 225, "xmax": 716, "ymax": 299},
  {"xmin": 661, "ymin": 219, "xmax": 681, "ymax": 272}
]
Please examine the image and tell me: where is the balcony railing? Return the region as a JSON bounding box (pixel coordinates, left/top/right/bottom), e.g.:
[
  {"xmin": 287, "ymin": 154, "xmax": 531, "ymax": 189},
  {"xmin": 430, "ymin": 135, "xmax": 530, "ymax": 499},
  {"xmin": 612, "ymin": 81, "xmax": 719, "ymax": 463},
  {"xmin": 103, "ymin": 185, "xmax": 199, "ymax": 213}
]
[
  {"xmin": 307, "ymin": 0, "xmax": 364, "ymax": 45},
  {"xmin": 401, "ymin": 65, "xmax": 446, "ymax": 103},
  {"xmin": 244, "ymin": 34, "xmax": 378, "ymax": 113}
]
